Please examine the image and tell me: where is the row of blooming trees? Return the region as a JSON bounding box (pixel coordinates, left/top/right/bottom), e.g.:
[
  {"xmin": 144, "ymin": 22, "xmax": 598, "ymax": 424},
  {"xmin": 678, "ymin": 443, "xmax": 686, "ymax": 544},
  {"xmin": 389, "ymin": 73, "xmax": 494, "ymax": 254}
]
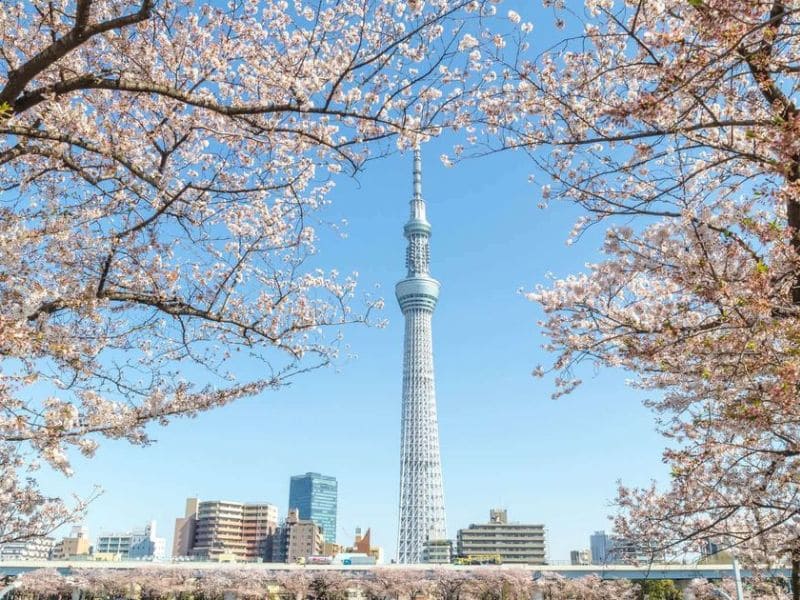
[
  {"xmin": 505, "ymin": 0, "xmax": 800, "ymax": 596},
  {"xmin": 0, "ymin": 0, "xmax": 528, "ymax": 545},
  {"xmin": 7, "ymin": 567, "xmax": 744, "ymax": 600}
]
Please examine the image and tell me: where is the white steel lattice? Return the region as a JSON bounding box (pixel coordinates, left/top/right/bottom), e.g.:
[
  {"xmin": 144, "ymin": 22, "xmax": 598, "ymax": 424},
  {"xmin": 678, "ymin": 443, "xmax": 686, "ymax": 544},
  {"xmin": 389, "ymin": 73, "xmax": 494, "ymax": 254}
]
[{"xmin": 395, "ymin": 148, "xmax": 446, "ymax": 564}]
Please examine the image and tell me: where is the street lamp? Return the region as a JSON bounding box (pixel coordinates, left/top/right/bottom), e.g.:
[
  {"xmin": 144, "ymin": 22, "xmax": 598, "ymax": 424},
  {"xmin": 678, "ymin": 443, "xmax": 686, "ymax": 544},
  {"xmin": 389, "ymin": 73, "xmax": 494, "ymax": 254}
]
[{"xmin": 709, "ymin": 556, "xmax": 744, "ymax": 600}]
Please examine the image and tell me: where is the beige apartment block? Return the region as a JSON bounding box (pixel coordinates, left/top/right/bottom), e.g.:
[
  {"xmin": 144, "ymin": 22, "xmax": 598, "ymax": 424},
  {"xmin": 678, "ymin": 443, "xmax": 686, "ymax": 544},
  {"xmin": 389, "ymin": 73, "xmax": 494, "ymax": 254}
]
[
  {"xmin": 243, "ymin": 503, "xmax": 279, "ymax": 559},
  {"xmin": 456, "ymin": 509, "xmax": 547, "ymax": 565},
  {"xmin": 52, "ymin": 526, "xmax": 91, "ymax": 560},
  {"xmin": 173, "ymin": 497, "xmax": 277, "ymax": 561},
  {"xmin": 193, "ymin": 501, "xmax": 247, "ymax": 560}
]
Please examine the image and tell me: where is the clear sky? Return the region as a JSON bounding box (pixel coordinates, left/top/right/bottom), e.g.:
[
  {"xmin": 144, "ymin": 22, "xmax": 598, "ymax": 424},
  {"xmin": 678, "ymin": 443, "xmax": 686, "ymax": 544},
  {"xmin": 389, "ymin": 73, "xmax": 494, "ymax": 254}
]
[
  {"xmin": 37, "ymin": 132, "xmax": 669, "ymax": 562},
  {"xmin": 33, "ymin": 3, "xmax": 672, "ymax": 563}
]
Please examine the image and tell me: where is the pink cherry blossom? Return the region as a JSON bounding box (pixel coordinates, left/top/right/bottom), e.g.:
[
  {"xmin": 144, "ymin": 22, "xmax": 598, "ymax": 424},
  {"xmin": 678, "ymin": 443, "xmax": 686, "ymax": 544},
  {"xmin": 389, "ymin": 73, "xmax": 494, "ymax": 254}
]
[
  {"xmin": 0, "ymin": 0, "xmax": 514, "ymax": 543},
  {"xmin": 500, "ymin": 1, "xmax": 800, "ymax": 596}
]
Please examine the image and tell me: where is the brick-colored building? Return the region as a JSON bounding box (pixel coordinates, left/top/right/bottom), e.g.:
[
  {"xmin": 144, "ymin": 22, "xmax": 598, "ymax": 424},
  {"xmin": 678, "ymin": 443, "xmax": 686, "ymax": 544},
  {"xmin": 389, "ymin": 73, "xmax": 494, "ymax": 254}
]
[{"xmin": 272, "ymin": 508, "xmax": 323, "ymax": 563}]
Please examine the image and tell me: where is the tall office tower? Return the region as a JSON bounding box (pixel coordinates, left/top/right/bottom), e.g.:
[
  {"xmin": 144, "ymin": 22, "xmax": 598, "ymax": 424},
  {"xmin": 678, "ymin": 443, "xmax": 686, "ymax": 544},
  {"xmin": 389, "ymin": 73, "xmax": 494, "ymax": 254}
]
[
  {"xmin": 288, "ymin": 472, "xmax": 338, "ymax": 544},
  {"xmin": 396, "ymin": 148, "xmax": 447, "ymax": 563}
]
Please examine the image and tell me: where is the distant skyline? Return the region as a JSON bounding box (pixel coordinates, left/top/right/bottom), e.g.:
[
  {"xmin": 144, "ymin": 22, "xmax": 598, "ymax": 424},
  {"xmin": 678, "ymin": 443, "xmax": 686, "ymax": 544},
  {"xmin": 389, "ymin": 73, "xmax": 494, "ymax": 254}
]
[
  {"xmin": 35, "ymin": 132, "xmax": 668, "ymax": 561},
  {"xmin": 28, "ymin": 0, "xmax": 669, "ymax": 562}
]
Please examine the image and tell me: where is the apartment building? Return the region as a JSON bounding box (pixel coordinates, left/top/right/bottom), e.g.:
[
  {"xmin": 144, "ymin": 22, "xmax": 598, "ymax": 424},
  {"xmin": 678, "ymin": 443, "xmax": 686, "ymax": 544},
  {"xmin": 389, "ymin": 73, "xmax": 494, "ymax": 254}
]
[
  {"xmin": 456, "ymin": 509, "xmax": 547, "ymax": 565},
  {"xmin": 272, "ymin": 508, "xmax": 323, "ymax": 563},
  {"xmin": 96, "ymin": 521, "xmax": 165, "ymax": 559},
  {"xmin": 173, "ymin": 497, "xmax": 277, "ymax": 561}
]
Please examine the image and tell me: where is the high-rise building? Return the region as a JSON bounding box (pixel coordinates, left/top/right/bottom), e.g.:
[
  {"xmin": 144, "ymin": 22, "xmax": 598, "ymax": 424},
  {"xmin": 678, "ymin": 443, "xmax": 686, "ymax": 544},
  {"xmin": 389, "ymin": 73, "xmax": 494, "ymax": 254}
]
[
  {"xmin": 192, "ymin": 500, "xmax": 247, "ymax": 560},
  {"xmin": 172, "ymin": 497, "xmax": 277, "ymax": 561},
  {"xmin": 288, "ymin": 472, "xmax": 337, "ymax": 544},
  {"xmin": 396, "ymin": 148, "xmax": 447, "ymax": 564},
  {"xmin": 272, "ymin": 508, "xmax": 323, "ymax": 563},
  {"xmin": 96, "ymin": 521, "xmax": 166, "ymax": 559},
  {"xmin": 589, "ymin": 531, "xmax": 612, "ymax": 565},
  {"xmin": 242, "ymin": 503, "xmax": 277, "ymax": 559},
  {"xmin": 456, "ymin": 509, "xmax": 547, "ymax": 565},
  {"xmin": 172, "ymin": 497, "xmax": 199, "ymax": 558}
]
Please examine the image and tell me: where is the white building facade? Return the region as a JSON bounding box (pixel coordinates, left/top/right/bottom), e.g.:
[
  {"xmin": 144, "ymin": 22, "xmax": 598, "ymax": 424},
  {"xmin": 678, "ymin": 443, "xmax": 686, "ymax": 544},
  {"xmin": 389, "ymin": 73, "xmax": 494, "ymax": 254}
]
[{"xmin": 96, "ymin": 521, "xmax": 165, "ymax": 559}]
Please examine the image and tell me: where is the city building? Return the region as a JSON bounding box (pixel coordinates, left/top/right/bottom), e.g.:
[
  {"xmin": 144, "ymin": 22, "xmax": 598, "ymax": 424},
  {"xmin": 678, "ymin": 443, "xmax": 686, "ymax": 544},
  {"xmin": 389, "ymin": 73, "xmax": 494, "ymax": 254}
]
[
  {"xmin": 243, "ymin": 503, "xmax": 278, "ymax": 560},
  {"xmin": 0, "ymin": 538, "xmax": 55, "ymax": 561},
  {"xmin": 589, "ymin": 530, "xmax": 664, "ymax": 565},
  {"xmin": 172, "ymin": 497, "xmax": 199, "ymax": 558},
  {"xmin": 96, "ymin": 521, "xmax": 165, "ymax": 559},
  {"xmin": 570, "ymin": 549, "xmax": 591, "ymax": 565},
  {"xmin": 272, "ymin": 508, "xmax": 323, "ymax": 563},
  {"xmin": 322, "ymin": 542, "xmax": 344, "ymax": 557},
  {"xmin": 346, "ymin": 528, "xmax": 383, "ymax": 564},
  {"xmin": 52, "ymin": 526, "xmax": 91, "ymax": 560},
  {"xmin": 396, "ymin": 147, "xmax": 447, "ymax": 564},
  {"xmin": 192, "ymin": 500, "xmax": 247, "ymax": 560},
  {"xmin": 288, "ymin": 472, "xmax": 338, "ymax": 544},
  {"xmin": 172, "ymin": 497, "xmax": 277, "ymax": 561},
  {"xmin": 423, "ymin": 539, "xmax": 453, "ymax": 564},
  {"xmin": 699, "ymin": 541, "xmax": 733, "ymax": 565},
  {"xmin": 456, "ymin": 509, "xmax": 547, "ymax": 565},
  {"xmin": 589, "ymin": 531, "xmax": 612, "ymax": 565}
]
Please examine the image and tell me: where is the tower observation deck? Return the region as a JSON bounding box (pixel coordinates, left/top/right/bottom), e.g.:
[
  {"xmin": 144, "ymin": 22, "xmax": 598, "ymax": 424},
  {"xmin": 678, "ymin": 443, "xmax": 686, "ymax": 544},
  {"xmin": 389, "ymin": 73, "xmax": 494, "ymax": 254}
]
[{"xmin": 395, "ymin": 147, "xmax": 447, "ymax": 564}]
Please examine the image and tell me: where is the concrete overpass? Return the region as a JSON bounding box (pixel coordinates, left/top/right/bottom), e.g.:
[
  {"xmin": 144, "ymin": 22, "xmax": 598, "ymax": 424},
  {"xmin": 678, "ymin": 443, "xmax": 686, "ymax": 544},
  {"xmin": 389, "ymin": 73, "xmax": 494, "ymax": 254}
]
[{"xmin": 0, "ymin": 560, "xmax": 791, "ymax": 581}]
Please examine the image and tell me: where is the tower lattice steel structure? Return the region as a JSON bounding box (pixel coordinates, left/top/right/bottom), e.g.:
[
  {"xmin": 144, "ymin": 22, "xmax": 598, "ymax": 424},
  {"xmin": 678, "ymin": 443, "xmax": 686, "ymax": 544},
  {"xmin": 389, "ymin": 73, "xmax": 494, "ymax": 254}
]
[{"xmin": 395, "ymin": 148, "xmax": 447, "ymax": 564}]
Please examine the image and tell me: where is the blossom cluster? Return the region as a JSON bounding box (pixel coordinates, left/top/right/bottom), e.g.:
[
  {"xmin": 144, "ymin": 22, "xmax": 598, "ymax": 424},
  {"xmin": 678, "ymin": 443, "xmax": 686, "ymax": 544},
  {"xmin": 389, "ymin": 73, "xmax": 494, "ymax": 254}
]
[
  {"xmin": 0, "ymin": 0, "xmax": 514, "ymax": 543},
  {"xmin": 11, "ymin": 568, "xmax": 640, "ymax": 600}
]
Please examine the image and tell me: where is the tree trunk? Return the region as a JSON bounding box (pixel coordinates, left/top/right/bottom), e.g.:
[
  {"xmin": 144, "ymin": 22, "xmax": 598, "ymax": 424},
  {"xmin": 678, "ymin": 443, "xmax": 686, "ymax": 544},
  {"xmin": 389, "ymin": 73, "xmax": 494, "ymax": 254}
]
[
  {"xmin": 787, "ymin": 193, "xmax": 800, "ymax": 306},
  {"xmin": 792, "ymin": 550, "xmax": 800, "ymax": 600}
]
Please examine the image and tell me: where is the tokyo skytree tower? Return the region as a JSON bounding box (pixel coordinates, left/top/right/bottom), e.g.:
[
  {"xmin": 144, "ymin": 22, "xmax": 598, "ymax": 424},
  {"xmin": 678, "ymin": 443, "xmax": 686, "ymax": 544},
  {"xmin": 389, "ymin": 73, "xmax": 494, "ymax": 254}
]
[{"xmin": 395, "ymin": 147, "xmax": 447, "ymax": 563}]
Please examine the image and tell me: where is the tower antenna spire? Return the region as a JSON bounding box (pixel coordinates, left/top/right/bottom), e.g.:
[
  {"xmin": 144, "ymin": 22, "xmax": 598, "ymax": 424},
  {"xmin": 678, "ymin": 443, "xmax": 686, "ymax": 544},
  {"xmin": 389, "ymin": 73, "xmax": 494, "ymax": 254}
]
[
  {"xmin": 395, "ymin": 146, "xmax": 447, "ymax": 563},
  {"xmin": 411, "ymin": 145, "xmax": 425, "ymax": 221},
  {"xmin": 413, "ymin": 145, "xmax": 422, "ymax": 199}
]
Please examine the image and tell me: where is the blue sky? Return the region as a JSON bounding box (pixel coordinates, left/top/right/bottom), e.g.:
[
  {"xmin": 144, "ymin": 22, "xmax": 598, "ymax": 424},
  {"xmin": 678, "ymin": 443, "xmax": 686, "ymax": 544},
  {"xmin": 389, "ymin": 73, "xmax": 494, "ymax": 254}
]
[
  {"xmin": 38, "ymin": 132, "xmax": 669, "ymax": 562},
  {"xmin": 32, "ymin": 1, "xmax": 673, "ymax": 563}
]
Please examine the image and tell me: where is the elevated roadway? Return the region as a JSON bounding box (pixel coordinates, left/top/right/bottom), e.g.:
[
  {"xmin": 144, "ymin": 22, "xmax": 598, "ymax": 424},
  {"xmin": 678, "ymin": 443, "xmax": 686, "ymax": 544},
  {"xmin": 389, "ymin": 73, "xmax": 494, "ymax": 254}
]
[{"xmin": 0, "ymin": 560, "xmax": 791, "ymax": 581}]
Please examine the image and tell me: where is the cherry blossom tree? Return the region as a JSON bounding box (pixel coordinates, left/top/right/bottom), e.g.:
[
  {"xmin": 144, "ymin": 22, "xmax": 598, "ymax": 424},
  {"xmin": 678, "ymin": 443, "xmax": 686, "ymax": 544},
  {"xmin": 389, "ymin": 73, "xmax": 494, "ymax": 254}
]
[
  {"xmin": 503, "ymin": 0, "xmax": 800, "ymax": 594},
  {"xmin": 9, "ymin": 568, "xmax": 648, "ymax": 600},
  {"xmin": 364, "ymin": 567, "xmax": 430, "ymax": 600},
  {"xmin": 0, "ymin": 0, "xmax": 518, "ymax": 543},
  {"xmin": 276, "ymin": 570, "xmax": 313, "ymax": 600},
  {"xmin": 687, "ymin": 576, "xmax": 790, "ymax": 600},
  {"xmin": 430, "ymin": 569, "xmax": 475, "ymax": 600},
  {"xmin": 465, "ymin": 569, "xmax": 532, "ymax": 600},
  {"xmin": 531, "ymin": 573, "xmax": 637, "ymax": 600}
]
